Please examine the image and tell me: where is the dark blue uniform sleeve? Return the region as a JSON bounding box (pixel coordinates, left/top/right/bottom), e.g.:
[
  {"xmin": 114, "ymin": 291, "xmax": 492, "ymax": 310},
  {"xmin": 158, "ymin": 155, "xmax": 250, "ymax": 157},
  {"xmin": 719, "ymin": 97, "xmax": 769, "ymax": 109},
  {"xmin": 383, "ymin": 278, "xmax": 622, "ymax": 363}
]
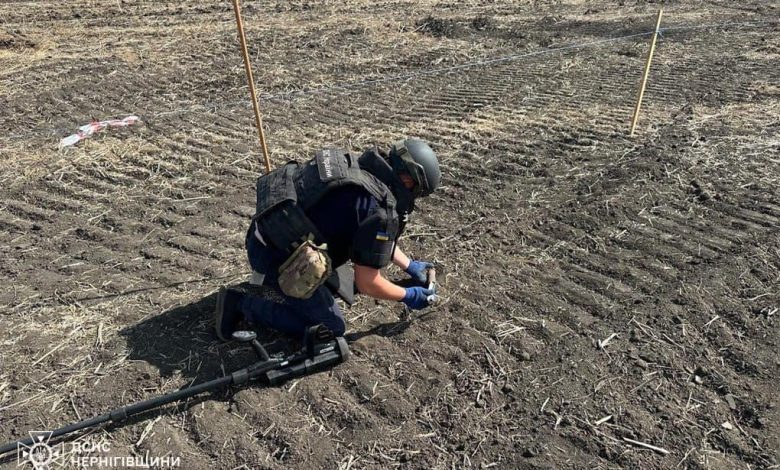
[{"xmin": 349, "ymin": 206, "xmax": 399, "ymax": 269}]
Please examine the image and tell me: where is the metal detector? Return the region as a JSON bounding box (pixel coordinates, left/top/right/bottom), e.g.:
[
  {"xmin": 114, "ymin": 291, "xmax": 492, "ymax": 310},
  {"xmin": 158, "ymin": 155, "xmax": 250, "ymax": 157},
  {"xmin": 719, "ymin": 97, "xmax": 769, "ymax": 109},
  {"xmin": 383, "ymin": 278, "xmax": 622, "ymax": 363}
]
[{"xmin": 0, "ymin": 327, "xmax": 349, "ymax": 457}]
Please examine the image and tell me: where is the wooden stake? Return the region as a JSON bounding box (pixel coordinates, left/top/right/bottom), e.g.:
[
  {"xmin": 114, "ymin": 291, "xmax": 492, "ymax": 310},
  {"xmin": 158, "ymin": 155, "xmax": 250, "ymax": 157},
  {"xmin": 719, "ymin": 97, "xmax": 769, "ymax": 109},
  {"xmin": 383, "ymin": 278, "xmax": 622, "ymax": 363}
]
[
  {"xmin": 231, "ymin": 0, "xmax": 272, "ymax": 173},
  {"xmin": 630, "ymin": 8, "xmax": 664, "ymax": 136}
]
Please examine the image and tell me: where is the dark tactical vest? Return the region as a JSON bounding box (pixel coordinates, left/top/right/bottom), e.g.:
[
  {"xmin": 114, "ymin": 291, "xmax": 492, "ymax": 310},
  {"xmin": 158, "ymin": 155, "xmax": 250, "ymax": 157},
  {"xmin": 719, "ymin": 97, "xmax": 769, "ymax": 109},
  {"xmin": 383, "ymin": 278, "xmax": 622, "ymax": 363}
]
[{"xmin": 253, "ymin": 148, "xmax": 410, "ymax": 268}]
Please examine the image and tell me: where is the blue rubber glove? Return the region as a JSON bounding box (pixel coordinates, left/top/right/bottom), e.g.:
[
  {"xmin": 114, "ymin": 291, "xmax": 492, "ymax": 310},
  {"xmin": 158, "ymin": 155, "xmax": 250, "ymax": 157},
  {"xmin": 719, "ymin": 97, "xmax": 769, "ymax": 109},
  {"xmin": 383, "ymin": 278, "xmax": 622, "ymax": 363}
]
[
  {"xmin": 402, "ymin": 287, "xmax": 435, "ymax": 310},
  {"xmin": 405, "ymin": 260, "xmax": 434, "ymax": 285}
]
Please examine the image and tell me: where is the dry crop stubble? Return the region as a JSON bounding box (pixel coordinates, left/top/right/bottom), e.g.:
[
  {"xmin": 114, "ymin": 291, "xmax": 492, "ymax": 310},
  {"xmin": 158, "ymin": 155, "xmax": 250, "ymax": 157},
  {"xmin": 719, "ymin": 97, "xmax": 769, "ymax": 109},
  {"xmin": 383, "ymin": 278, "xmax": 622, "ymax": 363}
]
[{"xmin": 1, "ymin": 0, "xmax": 779, "ymax": 468}]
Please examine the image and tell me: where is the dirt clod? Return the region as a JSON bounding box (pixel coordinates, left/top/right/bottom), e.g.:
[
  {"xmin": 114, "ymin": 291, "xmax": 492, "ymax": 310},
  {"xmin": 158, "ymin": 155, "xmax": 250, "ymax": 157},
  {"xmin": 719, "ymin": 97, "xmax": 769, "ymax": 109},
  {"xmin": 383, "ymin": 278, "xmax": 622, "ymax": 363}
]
[
  {"xmin": 725, "ymin": 394, "xmax": 738, "ymax": 410},
  {"xmin": 518, "ymin": 351, "xmax": 531, "ymax": 361},
  {"xmin": 522, "ymin": 446, "xmax": 540, "ymax": 458}
]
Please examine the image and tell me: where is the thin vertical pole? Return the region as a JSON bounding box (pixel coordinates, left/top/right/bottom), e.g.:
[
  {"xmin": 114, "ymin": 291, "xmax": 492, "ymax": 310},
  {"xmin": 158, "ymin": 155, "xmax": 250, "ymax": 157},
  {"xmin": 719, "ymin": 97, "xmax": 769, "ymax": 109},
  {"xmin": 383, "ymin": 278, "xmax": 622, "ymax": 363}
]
[
  {"xmin": 630, "ymin": 9, "xmax": 664, "ymax": 136},
  {"xmin": 231, "ymin": 0, "xmax": 272, "ymax": 173}
]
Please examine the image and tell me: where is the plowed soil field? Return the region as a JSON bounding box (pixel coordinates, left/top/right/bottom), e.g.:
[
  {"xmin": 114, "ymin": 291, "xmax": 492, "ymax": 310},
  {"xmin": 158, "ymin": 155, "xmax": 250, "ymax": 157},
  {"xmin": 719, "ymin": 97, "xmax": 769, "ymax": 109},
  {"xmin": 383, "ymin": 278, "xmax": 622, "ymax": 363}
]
[{"xmin": 1, "ymin": 1, "xmax": 778, "ymax": 468}]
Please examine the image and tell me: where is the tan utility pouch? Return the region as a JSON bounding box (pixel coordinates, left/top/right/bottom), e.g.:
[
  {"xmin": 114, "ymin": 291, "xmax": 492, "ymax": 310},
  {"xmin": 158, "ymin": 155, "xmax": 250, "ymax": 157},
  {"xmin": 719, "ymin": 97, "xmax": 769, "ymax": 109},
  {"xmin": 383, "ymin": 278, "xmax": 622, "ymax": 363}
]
[{"xmin": 278, "ymin": 238, "xmax": 332, "ymax": 299}]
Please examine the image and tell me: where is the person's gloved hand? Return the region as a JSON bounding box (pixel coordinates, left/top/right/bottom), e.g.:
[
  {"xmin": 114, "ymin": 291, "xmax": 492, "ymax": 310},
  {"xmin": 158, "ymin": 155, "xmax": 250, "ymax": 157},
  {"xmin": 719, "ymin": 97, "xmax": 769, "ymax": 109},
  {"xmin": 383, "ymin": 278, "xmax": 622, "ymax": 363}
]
[
  {"xmin": 402, "ymin": 286, "xmax": 435, "ymax": 310},
  {"xmin": 405, "ymin": 260, "xmax": 434, "ymax": 285}
]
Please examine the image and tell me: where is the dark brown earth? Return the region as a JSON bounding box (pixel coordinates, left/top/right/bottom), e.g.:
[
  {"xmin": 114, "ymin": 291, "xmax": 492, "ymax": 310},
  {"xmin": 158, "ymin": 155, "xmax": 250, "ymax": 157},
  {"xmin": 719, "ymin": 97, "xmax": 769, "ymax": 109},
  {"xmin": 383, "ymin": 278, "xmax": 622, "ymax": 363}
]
[{"xmin": 1, "ymin": 1, "xmax": 778, "ymax": 469}]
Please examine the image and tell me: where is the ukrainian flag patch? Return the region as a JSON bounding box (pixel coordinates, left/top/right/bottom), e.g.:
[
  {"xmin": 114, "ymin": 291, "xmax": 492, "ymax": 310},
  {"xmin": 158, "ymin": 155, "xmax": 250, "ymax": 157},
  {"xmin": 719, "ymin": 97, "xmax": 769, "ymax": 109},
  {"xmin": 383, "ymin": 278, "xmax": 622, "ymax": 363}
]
[{"xmin": 375, "ymin": 231, "xmax": 390, "ymax": 241}]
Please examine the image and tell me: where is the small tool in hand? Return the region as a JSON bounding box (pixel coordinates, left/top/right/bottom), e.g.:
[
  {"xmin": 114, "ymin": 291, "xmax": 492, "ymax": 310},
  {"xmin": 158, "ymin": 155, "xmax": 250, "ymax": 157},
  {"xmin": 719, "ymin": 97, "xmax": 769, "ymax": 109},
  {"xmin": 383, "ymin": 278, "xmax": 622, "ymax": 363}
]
[{"xmin": 426, "ymin": 268, "xmax": 439, "ymax": 304}]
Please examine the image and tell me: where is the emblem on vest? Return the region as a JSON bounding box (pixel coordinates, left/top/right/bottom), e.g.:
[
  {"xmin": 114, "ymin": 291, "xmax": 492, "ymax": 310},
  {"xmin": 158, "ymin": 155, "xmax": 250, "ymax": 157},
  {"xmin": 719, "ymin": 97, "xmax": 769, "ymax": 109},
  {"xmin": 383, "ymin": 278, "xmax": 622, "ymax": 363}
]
[
  {"xmin": 317, "ymin": 152, "xmax": 336, "ymax": 180},
  {"xmin": 322, "ymin": 157, "xmax": 333, "ymax": 178}
]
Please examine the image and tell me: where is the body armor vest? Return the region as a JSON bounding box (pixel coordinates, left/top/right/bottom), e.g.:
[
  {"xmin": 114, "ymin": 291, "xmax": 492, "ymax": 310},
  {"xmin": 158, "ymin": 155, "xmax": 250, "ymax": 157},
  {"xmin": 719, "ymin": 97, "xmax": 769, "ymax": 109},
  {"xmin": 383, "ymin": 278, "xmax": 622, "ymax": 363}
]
[{"xmin": 253, "ymin": 148, "xmax": 402, "ymax": 257}]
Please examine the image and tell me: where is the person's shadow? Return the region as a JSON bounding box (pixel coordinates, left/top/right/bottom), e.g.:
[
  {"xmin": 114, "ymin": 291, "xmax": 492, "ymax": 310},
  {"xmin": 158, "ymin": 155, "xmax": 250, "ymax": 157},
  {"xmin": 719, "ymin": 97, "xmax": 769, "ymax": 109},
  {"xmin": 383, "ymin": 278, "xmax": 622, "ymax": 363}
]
[
  {"xmin": 119, "ymin": 283, "xmax": 414, "ymax": 384},
  {"xmin": 0, "ymin": 283, "xmax": 419, "ymax": 465}
]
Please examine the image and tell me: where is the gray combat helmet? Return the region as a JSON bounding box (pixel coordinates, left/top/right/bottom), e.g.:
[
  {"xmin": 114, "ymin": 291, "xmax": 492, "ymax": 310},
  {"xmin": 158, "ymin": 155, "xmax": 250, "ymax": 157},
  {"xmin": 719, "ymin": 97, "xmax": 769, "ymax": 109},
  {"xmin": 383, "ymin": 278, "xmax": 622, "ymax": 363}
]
[{"xmin": 389, "ymin": 138, "xmax": 441, "ymax": 197}]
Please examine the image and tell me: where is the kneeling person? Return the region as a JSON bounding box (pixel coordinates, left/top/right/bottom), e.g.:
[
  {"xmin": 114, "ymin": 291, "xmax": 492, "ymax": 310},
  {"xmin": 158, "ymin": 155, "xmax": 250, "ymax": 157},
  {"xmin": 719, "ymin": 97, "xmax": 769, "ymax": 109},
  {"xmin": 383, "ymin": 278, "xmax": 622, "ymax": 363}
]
[{"xmin": 216, "ymin": 139, "xmax": 441, "ymax": 340}]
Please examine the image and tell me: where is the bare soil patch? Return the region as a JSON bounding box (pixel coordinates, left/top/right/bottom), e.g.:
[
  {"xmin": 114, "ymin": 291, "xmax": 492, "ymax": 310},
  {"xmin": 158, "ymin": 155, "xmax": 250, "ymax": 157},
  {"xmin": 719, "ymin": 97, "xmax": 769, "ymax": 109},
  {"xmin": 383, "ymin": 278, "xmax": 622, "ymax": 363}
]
[{"xmin": 1, "ymin": 1, "xmax": 778, "ymax": 468}]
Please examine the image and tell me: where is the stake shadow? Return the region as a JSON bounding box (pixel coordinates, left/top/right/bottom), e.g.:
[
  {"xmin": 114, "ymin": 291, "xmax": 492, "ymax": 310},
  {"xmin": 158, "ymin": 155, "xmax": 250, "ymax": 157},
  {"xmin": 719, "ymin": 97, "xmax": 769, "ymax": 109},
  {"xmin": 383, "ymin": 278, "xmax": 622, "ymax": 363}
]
[{"xmin": 345, "ymin": 319, "xmax": 412, "ymax": 341}]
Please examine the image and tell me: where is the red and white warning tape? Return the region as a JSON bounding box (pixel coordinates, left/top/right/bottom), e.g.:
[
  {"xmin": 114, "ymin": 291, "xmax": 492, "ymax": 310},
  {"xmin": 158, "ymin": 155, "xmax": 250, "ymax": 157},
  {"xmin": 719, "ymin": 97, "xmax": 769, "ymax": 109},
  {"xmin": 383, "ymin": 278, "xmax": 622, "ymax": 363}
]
[{"xmin": 58, "ymin": 115, "xmax": 142, "ymax": 148}]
